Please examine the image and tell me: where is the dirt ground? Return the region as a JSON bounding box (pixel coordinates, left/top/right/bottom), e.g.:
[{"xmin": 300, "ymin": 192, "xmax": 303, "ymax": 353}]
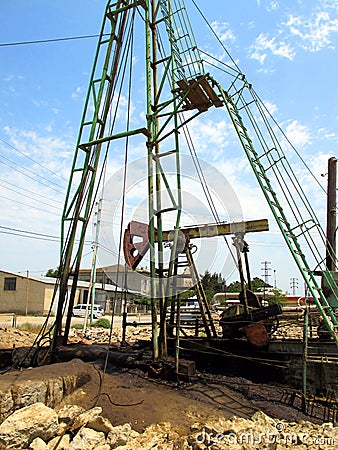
[
  {"xmin": 58, "ymin": 365, "xmax": 257, "ymax": 434},
  {"xmin": 0, "ymin": 324, "xmax": 321, "ymax": 436},
  {"xmin": 0, "ymin": 325, "xmax": 255, "ymax": 433}
]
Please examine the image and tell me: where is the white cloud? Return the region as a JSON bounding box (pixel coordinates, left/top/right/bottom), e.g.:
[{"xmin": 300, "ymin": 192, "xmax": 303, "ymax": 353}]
[
  {"xmin": 250, "ymin": 50, "xmax": 267, "ymax": 65},
  {"xmin": 3, "ymin": 74, "xmax": 24, "ymax": 82},
  {"xmin": 187, "ymin": 116, "xmax": 234, "ymax": 160},
  {"xmin": 250, "ymin": 1, "xmax": 338, "ymax": 66},
  {"xmin": 284, "ymin": 120, "xmax": 311, "ymax": 148},
  {"xmin": 71, "ymin": 86, "xmax": 82, "ymax": 100},
  {"xmin": 285, "ymin": 11, "xmax": 338, "ymax": 52},
  {"xmin": 2, "ymin": 125, "xmax": 73, "ymax": 175},
  {"xmin": 32, "ymin": 99, "xmax": 48, "ymax": 108},
  {"xmin": 0, "ymin": 128, "xmax": 71, "ymax": 271},
  {"xmin": 269, "ymin": 1, "xmax": 279, "ymax": 11},
  {"xmin": 249, "ymin": 33, "xmax": 296, "ymax": 64},
  {"xmin": 263, "ymin": 100, "xmax": 278, "ymax": 115},
  {"xmin": 211, "ymin": 21, "xmax": 236, "ymax": 44},
  {"xmin": 257, "ymin": 66, "xmax": 276, "ymax": 74},
  {"xmin": 248, "ymin": 21, "xmax": 256, "ymax": 31},
  {"xmin": 257, "ymin": 0, "xmax": 280, "ymax": 11},
  {"xmin": 317, "ymin": 127, "xmax": 338, "ymax": 144}
]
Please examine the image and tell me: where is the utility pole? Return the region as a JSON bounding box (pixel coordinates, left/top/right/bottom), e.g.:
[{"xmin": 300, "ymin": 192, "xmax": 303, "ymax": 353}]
[
  {"xmin": 261, "ymin": 261, "xmax": 271, "ymax": 299},
  {"xmin": 84, "ymin": 199, "xmax": 102, "ymax": 331},
  {"xmin": 25, "ymin": 270, "xmax": 29, "ymax": 316},
  {"xmin": 326, "ymin": 157, "xmax": 337, "ymax": 271},
  {"xmin": 290, "ymin": 277, "xmax": 299, "ymax": 295},
  {"xmin": 261, "ymin": 261, "xmax": 271, "ymax": 285}
]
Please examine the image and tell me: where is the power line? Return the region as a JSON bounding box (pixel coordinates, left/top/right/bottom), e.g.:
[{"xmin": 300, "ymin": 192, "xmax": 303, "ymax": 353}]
[
  {"xmin": 0, "ymin": 156, "xmax": 66, "ymax": 194},
  {"xmin": 0, "ymin": 225, "xmax": 92, "ymax": 245},
  {"xmin": 0, "ymin": 225, "xmax": 59, "ymax": 239},
  {"xmin": 0, "ymin": 193, "xmax": 61, "ymax": 216},
  {"xmin": 0, "ymin": 34, "xmax": 109, "ymax": 48},
  {"xmin": 0, "ymin": 229, "xmax": 59, "ymax": 243},
  {"xmin": 0, "ymin": 137, "xmax": 68, "ymax": 182},
  {"xmin": 289, "ymin": 277, "xmax": 299, "ymax": 295},
  {"xmin": 188, "ymin": 0, "xmax": 326, "ymax": 195},
  {"xmin": 0, "ymin": 180, "xmax": 63, "ymax": 205},
  {"xmin": 190, "ymin": 0, "xmax": 241, "ymax": 72},
  {"xmin": 0, "ymin": 182, "xmax": 61, "ymax": 211}
]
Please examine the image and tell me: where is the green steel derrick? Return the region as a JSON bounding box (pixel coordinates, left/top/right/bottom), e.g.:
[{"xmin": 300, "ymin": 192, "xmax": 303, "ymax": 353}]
[
  {"xmin": 52, "ymin": 0, "xmax": 209, "ymax": 353},
  {"xmin": 158, "ymin": 0, "xmax": 204, "ymax": 82},
  {"xmin": 210, "ymin": 75, "xmax": 338, "ymax": 345},
  {"xmin": 52, "ymin": 0, "xmax": 338, "ymax": 354},
  {"xmin": 146, "ymin": 0, "xmax": 209, "ymax": 357},
  {"xmin": 53, "ymin": 0, "xmax": 145, "ymax": 348}
]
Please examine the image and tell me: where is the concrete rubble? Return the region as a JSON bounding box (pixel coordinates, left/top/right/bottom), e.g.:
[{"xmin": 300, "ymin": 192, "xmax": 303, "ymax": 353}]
[{"xmin": 0, "ymin": 402, "xmax": 337, "ymax": 449}]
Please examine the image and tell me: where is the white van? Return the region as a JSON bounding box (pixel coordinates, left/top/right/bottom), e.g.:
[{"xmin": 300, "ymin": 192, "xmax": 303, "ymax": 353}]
[{"xmin": 72, "ymin": 304, "xmax": 104, "ymax": 319}]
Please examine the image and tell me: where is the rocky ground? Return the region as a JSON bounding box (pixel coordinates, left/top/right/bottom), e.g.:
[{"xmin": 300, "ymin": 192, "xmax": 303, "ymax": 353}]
[
  {"xmin": 0, "ymin": 326, "xmax": 38, "ymax": 351},
  {"xmin": 0, "ymin": 323, "xmax": 337, "ymax": 448},
  {"xmin": 1, "ymin": 390, "xmax": 337, "ymax": 449}
]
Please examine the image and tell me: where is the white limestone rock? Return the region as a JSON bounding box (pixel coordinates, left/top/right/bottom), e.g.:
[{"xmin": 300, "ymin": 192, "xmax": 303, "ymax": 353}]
[
  {"xmin": 69, "ymin": 427, "xmax": 106, "ymax": 450},
  {"xmin": 0, "ymin": 402, "xmax": 59, "ymax": 449},
  {"xmin": 70, "ymin": 406, "xmax": 103, "ymax": 432},
  {"xmin": 57, "ymin": 404, "xmax": 86, "ymax": 427},
  {"xmin": 47, "ymin": 434, "xmax": 70, "ymax": 450},
  {"xmin": 28, "ymin": 437, "xmax": 48, "ymax": 450},
  {"xmin": 87, "ymin": 415, "xmax": 115, "ymax": 434},
  {"xmin": 107, "ymin": 423, "xmax": 139, "ymax": 447}
]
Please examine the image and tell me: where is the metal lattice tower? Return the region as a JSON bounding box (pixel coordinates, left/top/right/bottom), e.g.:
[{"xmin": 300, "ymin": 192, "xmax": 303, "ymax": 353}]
[
  {"xmin": 51, "ymin": 0, "xmax": 218, "ymax": 355},
  {"xmin": 52, "ymin": 0, "xmax": 338, "ymax": 354}
]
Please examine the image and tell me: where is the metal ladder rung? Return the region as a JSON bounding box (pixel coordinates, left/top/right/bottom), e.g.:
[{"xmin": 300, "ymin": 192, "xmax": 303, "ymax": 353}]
[
  {"xmin": 233, "ymin": 118, "xmax": 247, "ymax": 130},
  {"xmin": 262, "ymin": 185, "xmax": 276, "ymax": 195},
  {"xmin": 238, "ymin": 130, "xmax": 249, "ymax": 140},
  {"xmin": 257, "ymin": 171, "xmax": 269, "ymax": 181},
  {"xmin": 270, "ymin": 201, "xmax": 283, "ymax": 211},
  {"xmin": 152, "ymin": 149, "xmax": 177, "ymax": 159},
  {"xmin": 244, "ymin": 143, "xmax": 255, "ymax": 152},
  {"xmin": 82, "ymin": 120, "xmax": 94, "ymax": 127}
]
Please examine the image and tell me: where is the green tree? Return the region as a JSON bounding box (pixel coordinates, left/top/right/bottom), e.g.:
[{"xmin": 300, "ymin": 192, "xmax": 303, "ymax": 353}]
[
  {"xmin": 179, "ymin": 288, "xmax": 196, "ymax": 301},
  {"xmin": 45, "ymin": 268, "xmax": 59, "ymax": 278},
  {"xmin": 226, "ymin": 280, "xmax": 242, "ymax": 293},
  {"xmin": 268, "ymin": 288, "xmax": 287, "ymax": 305},
  {"xmin": 201, "ymin": 271, "xmax": 224, "ymax": 292},
  {"xmin": 225, "ymin": 277, "xmax": 272, "ymax": 293},
  {"xmin": 200, "ymin": 271, "xmax": 225, "ymax": 304},
  {"xmin": 251, "ymin": 277, "xmax": 272, "ymax": 291}
]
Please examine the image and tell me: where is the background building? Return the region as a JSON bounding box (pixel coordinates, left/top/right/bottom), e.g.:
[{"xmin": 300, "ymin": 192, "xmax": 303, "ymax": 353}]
[{"xmin": 0, "ymin": 269, "xmax": 144, "ymax": 316}]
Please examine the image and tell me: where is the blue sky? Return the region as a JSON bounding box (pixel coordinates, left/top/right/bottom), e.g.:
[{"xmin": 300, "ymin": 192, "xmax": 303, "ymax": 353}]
[{"xmin": 0, "ymin": 0, "xmax": 337, "ymax": 294}]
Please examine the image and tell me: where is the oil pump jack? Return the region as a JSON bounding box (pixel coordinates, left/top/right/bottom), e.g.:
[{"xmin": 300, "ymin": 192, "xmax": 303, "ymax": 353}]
[
  {"xmin": 123, "ymin": 218, "xmax": 283, "ymax": 352},
  {"xmin": 51, "ymin": 0, "xmax": 338, "ymax": 359}
]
